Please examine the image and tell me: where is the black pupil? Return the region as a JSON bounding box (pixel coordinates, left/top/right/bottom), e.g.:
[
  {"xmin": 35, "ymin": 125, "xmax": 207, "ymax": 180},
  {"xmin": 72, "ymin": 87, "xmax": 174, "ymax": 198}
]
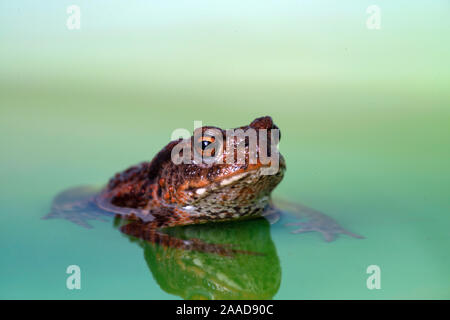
[{"xmin": 201, "ymin": 140, "xmax": 211, "ymax": 150}]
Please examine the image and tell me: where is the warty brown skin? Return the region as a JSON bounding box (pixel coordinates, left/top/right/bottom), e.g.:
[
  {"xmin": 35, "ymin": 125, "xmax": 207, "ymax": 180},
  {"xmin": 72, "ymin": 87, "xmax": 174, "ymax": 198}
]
[
  {"xmin": 44, "ymin": 116, "xmax": 363, "ymax": 251},
  {"xmin": 95, "ymin": 116, "xmax": 286, "ymax": 228}
]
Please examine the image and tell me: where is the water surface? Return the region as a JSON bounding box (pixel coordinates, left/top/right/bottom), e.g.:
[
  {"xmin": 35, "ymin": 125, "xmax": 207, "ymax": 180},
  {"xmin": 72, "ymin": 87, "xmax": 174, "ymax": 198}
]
[{"xmin": 1, "ymin": 0, "xmax": 449, "ymax": 299}]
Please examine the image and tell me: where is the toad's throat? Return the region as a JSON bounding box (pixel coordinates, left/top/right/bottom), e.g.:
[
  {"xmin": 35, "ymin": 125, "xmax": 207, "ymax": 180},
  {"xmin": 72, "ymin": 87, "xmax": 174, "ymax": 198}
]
[{"xmin": 165, "ymin": 166, "xmax": 285, "ymax": 219}]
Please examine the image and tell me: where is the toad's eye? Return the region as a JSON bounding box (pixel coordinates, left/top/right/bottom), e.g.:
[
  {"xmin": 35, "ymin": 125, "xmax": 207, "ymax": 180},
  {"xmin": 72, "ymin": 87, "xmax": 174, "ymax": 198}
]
[
  {"xmin": 201, "ymin": 140, "xmax": 212, "ymax": 150},
  {"xmin": 195, "ymin": 133, "xmax": 219, "ymax": 160}
]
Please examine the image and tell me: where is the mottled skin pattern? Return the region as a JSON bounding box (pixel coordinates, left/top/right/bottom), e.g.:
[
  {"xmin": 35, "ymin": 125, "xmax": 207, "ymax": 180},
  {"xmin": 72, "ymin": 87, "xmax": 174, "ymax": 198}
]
[
  {"xmin": 96, "ymin": 116, "xmax": 285, "ymax": 228},
  {"xmin": 44, "ymin": 116, "xmax": 363, "ymax": 254}
]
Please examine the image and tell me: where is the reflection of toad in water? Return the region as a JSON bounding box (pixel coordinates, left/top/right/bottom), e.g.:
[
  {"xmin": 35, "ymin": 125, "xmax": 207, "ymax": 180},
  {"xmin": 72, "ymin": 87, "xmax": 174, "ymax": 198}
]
[
  {"xmin": 44, "ymin": 186, "xmax": 282, "ymax": 299},
  {"xmin": 43, "ymin": 116, "xmax": 364, "ymax": 298},
  {"xmin": 44, "ymin": 183, "xmax": 362, "ymax": 299},
  {"xmin": 117, "ymin": 217, "xmax": 281, "ymax": 300}
]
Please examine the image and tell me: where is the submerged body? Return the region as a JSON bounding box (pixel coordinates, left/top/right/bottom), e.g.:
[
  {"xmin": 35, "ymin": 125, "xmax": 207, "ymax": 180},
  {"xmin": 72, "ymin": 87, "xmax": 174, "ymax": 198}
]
[{"xmin": 45, "ymin": 116, "xmax": 362, "ymax": 249}]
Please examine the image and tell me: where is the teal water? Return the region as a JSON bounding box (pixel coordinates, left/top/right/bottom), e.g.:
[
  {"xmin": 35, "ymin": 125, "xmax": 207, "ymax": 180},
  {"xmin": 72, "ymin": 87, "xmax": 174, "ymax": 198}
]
[
  {"xmin": 1, "ymin": 91, "xmax": 448, "ymax": 299},
  {"xmin": 1, "ymin": 1, "xmax": 449, "ymax": 299}
]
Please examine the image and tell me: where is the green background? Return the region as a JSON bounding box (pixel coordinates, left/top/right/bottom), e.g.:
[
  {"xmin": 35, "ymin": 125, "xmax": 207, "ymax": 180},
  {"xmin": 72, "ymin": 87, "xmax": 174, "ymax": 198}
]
[{"xmin": 1, "ymin": 1, "xmax": 449, "ymax": 299}]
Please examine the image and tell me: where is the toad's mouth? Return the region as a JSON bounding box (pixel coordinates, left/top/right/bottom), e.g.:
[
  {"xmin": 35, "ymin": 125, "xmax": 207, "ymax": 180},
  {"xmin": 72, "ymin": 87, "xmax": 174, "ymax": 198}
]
[
  {"xmin": 192, "ymin": 158, "xmax": 286, "ymax": 199},
  {"xmin": 190, "ymin": 171, "xmax": 252, "ymax": 198}
]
